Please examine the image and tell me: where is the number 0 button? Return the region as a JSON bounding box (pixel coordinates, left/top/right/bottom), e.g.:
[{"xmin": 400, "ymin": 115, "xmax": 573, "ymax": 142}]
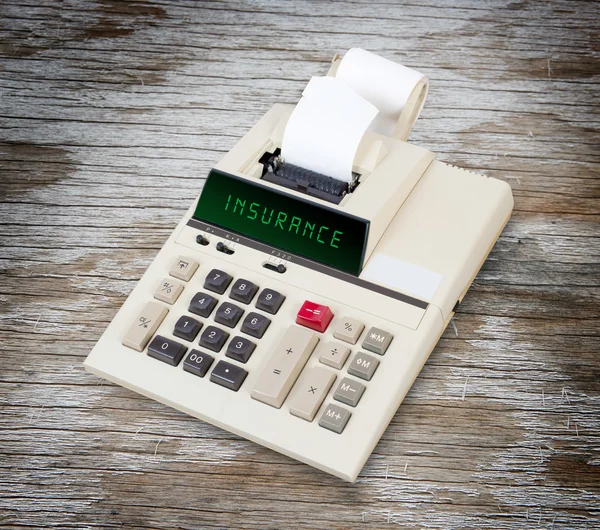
[
  {"xmin": 148, "ymin": 335, "xmax": 187, "ymax": 367},
  {"xmin": 241, "ymin": 312, "xmax": 271, "ymax": 338}
]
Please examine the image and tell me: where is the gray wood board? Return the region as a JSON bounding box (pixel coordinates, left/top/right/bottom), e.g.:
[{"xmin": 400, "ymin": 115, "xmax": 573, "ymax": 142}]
[{"xmin": 1, "ymin": 1, "xmax": 598, "ymax": 528}]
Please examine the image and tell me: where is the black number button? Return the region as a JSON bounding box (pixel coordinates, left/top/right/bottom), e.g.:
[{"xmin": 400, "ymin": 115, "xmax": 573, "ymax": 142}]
[
  {"xmin": 241, "ymin": 312, "xmax": 271, "ymax": 339},
  {"xmin": 199, "ymin": 325, "xmax": 229, "ymax": 352},
  {"xmin": 210, "ymin": 360, "xmax": 248, "ymax": 391},
  {"xmin": 229, "ymin": 278, "xmax": 258, "ymax": 304},
  {"xmin": 226, "ymin": 336, "xmax": 256, "ymax": 363},
  {"xmin": 255, "ymin": 288, "xmax": 285, "ymax": 315},
  {"xmin": 173, "ymin": 315, "xmax": 202, "ymax": 341},
  {"xmin": 204, "ymin": 269, "xmax": 233, "ymax": 294},
  {"xmin": 148, "ymin": 335, "xmax": 187, "ymax": 366},
  {"xmin": 183, "ymin": 349, "xmax": 214, "ymax": 378},
  {"xmin": 214, "ymin": 302, "xmax": 244, "ymax": 328},
  {"xmin": 189, "ymin": 292, "xmax": 218, "ymax": 318}
]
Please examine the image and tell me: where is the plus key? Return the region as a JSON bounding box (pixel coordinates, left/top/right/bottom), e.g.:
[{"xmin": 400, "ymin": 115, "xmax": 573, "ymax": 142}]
[{"xmin": 296, "ymin": 300, "xmax": 334, "ymax": 333}]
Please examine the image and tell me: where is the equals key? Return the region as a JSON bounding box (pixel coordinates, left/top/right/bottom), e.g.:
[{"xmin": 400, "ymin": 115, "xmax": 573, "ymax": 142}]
[{"xmin": 251, "ymin": 325, "xmax": 319, "ymax": 408}]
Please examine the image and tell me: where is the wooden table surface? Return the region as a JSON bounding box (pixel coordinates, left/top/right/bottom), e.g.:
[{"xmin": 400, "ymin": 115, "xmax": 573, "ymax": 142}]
[{"xmin": 1, "ymin": 1, "xmax": 599, "ymax": 528}]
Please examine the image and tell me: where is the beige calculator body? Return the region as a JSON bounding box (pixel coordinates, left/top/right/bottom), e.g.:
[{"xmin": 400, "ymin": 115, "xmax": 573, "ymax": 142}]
[{"xmin": 85, "ymin": 102, "xmax": 513, "ymax": 482}]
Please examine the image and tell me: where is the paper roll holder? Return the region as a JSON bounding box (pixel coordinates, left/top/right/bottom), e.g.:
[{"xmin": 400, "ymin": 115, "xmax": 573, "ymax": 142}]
[{"xmin": 253, "ymin": 52, "xmax": 428, "ymax": 205}]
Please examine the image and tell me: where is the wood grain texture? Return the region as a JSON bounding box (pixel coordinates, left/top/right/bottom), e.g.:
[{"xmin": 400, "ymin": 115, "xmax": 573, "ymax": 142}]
[{"xmin": 1, "ymin": 0, "xmax": 599, "ymax": 528}]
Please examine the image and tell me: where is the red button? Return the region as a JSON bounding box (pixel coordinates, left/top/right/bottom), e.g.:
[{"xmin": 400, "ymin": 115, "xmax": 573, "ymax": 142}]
[{"xmin": 296, "ymin": 300, "xmax": 334, "ymax": 333}]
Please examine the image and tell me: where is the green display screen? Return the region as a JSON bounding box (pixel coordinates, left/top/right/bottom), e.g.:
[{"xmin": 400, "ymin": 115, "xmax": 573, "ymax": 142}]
[{"xmin": 193, "ymin": 170, "xmax": 369, "ymax": 275}]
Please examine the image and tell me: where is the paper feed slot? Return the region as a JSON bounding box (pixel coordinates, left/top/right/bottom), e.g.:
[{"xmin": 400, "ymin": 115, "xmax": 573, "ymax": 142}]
[{"xmin": 259, "ymin": 148, "xmax": 361, "ymax": 205}]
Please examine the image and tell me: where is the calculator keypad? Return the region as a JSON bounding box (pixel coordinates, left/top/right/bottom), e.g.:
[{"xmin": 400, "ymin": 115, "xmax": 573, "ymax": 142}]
[
  {"xmin": 362, "ymin": 327, "xmax": 393, "ymax": 355},
  {"xmin": 214, "ymin": 302, "xmax": 244, "ymax": 328},
  {"xmin": 154, "ymin": 277, "xmax": 184, "ymax": 305},
  {"xmin": 204, "ymin": 269, "xmax": 233, "ymax": 294},
  {"xmin": 333, "ymin": 317, "xmax": 364, "ymax": 345},
  {"xmin": 210, "ymin": 360, "xmax": 248, "ymax": 391},
  {"xmin": 173, "ymin": 315, "xmax": 202, "ymax": 342},
  {"xmin": 347, "ymin": 352, "xmax": 379, "ymax": 381},
  {"xmin": 183, "ymin": 349, "xmax": 214, "ymax": 377},
  {"xmin": 122, "ymin": 253, "xmax": 396, "ymax": 433},
  {"xmin": 317, "ymin": 341, "xmax": 350, "ymax": 370},
  {"xmin": 319, "ymin": 403, "xmax": 351, "ymax": 434},
  {"xmin": 289, "ymin": 366, "xmax": 336, "ymax": 422},
  {"xmin": 148, "ymin": 335, "xmax": 187, "ymax": 366},
  {"xmin": 199, "ymin": 325, "xmax": 229, "ymax": 352},
  {"xmin": 230, "ymin": 279, "xmax": 258, "ymax": 304},
  {"xmin": 255, "ymin": 288, "xmax": 285, "ymax": 314},
  {"xmin": 189, "ymin": 292, "xmax": 218, "ymax": 318},
  {"xmin": 122, "ymin": 302, "xmax": 168, "ymax": 352},
  {"xmin": 296, "ymin": 300, "xmax": 334, "ymax": 332},
  {"xmin": 251, "ymin": 325, "xmax": 318, "ymax": 408},
  {"xmin": 241, "ymin": 312, "xmax": 271, "ymax": 338},
  {"xmin": 169, "ymin": 256, "xmax": 198, "ymax": 281},
  {"xmin": 333, "ymin": 377, "xmax": 365, "ymax": 407},
  {"xmin": 226, "ymin": 336, "xmax": 256, "ymax": 363}
]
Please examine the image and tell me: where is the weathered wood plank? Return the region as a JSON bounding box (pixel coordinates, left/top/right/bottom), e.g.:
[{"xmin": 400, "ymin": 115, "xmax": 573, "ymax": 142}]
[{"xmin": 1, "ymin": 0, "xmax": 599, "ymax": 528}]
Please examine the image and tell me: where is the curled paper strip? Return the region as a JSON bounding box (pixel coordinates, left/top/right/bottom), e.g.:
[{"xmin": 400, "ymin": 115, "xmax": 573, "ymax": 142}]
[{"xmin": 282, "ymin": 76, "xmax": 378, "ymax": 183}]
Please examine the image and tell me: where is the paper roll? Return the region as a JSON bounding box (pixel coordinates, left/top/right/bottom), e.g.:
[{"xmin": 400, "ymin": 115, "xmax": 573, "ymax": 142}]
[
  {"xmin": 281, "ymin": 48, "xmax": 428, "ymax": 183},
  {"xmin": 336, "ymin": 48, "xmax": 428, "ymax": 138},
  {"xmin": 281, "ymin": 76, "xmax": 378, "ymax": 183}
]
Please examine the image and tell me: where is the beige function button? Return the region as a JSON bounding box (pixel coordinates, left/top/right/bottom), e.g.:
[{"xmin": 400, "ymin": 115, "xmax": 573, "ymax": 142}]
[
  {"xmin": 154, "ymin": 277, "xmax": 184, "ymax": 305},
  {"xmin": 251, "ymin": 325, "xmax": 319, "ymax": 408},
  {"xmin": 169, "ymin": 255, "xmax": 199, "ymax": 282},
  {"xmin": 318, "ymin": 341, "xmax": 351, "ymax": 370},
  {"xmin": 362, "ymin": 326, "xmax": 393, "ymax": 355},
  {"xmin": 122, "ymin": 302, "xmax": 168, "ymax": 352},
  {"xmin": 319, "ymin": 404, "xmax": 351, "ymax": 434},
  {"xmin": 333, "ymin": 317, "xmax": 364, "ymax": 345},
  {"xmin": 333, "ymin": 377, "xmax": 365, "ymax": 407},
  {"xmin": 289, "ymin": 366, "xmax": 336, "ymax": 421}
]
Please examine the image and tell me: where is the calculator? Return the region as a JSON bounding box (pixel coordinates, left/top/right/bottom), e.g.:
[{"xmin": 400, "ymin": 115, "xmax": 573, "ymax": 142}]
[{"xmin": 85, "ymin": 61, "xmax": 513, "ymax": 481}]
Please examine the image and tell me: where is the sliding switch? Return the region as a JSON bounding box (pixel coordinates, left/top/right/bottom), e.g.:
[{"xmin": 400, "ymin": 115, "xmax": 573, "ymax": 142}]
[
  {"xmin": 263, "ymin": 262, "xmax": 286, "ymax": 274},
  {"xmin": 251, "ymin": 325, "xmax": 319, "ymax": 408}
]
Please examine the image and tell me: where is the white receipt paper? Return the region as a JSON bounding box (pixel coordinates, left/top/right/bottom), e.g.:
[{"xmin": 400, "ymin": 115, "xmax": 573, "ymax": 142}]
[
  {"xmin": 282, "ymin": 48, "xmax": 428, "ymax": 182},
  {"xmin": 336, "ymin": 48, "xmax": 428, "ymax": 137},
  {"xmin": 282, "ymin": 76, "xmax": 378, "ymax": 183},
  {"xmin": 361, "ymin": 253, "xmax": 443, "ymax": 301}
]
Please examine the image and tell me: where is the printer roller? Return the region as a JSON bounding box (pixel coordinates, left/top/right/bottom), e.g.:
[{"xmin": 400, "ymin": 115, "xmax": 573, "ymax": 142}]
[{"xmin": 259, "ymin": 149, "xmax": 357, "ymax": 205}]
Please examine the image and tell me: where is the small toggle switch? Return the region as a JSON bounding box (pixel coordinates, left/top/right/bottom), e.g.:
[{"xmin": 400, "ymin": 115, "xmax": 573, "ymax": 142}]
[
  {"xmin": 196, "ymin": 234, "xmax": 209, "ymax": 246},
  {"xmin": 263, "ymin": 262, "xmax": 286, "ymax": 274},
  {"xmin": 216, "ymin": 241, "xmax": 234, "ymax": 255}
]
